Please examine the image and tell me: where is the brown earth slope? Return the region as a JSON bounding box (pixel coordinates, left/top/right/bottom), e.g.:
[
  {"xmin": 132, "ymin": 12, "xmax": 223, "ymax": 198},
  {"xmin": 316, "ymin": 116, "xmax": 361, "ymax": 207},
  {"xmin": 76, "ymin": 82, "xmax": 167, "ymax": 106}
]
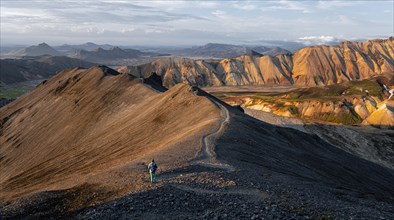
[
  {"xmin": 120, "ymin": 38, "xmax": 394, "ymax": 87},
  {"xmin": 0, "ymin": 66, "xmax": 222, "ymax": 200}
]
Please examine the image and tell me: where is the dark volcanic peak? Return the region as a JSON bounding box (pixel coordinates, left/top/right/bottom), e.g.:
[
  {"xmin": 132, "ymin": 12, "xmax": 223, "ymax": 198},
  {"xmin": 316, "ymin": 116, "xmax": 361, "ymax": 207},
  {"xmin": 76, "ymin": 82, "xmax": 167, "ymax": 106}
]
[
  {"xmin": 55, "ymin": 42, "xmax": 114, "ymax": 52},
  {"xmin": 245, "ymin": 49, "xmax": 263, "ymax": 57},
  {"xmin": 248, "ymin": 45, "xmax": 271, "ymax": 53},
  {"xmin": 37, "ymin": 42, "xmax": 50, "ymax": 47},
  {"xmin": 261, "ymin": 46, "xmax": 292, "ymax": 56},
  {"xmin": 71, "ymin": 47, "xmax": 143, "ymax": 62},
  {"xmin": 8, "ymin": 42, "xmax": 61, "ymax": 57},
  {"xmin": 182, "ymin": 43, "xmax": 246, "ymax": 58}
]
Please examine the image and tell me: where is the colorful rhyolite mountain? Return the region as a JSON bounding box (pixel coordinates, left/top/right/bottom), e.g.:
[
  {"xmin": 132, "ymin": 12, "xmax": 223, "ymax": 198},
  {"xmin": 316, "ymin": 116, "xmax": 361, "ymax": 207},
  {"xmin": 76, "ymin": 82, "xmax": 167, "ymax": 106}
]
[{"xmin": 120, "ymin": 38, "xmax": 394, "ymax": 88}]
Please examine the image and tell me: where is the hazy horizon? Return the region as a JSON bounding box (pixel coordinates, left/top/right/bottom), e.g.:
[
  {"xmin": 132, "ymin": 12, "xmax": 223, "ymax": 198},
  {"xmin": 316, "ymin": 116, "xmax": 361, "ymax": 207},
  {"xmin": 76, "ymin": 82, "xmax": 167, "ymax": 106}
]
[{"xmin": 1, "ymin": 0, "xmax": 393, "ymax": 47}]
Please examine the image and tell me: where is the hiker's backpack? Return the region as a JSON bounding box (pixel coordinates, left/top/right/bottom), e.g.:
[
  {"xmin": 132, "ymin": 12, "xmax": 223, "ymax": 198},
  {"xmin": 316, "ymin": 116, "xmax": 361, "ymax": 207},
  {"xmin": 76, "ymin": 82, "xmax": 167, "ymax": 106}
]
[{"xmin": 150, "ymin": 162, "xmax": 157, "ymax": 172}]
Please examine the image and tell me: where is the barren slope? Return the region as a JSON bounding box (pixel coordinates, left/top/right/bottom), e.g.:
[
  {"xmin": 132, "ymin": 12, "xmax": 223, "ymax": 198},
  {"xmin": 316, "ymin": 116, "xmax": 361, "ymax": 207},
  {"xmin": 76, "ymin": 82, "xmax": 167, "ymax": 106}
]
[
  {"xmin": 216, "ymin": 110, "xmax": 394, "ymax": 198},
  {"xmin": 0, "ymin": 66, "xmax": 222, "ymax": 200}
]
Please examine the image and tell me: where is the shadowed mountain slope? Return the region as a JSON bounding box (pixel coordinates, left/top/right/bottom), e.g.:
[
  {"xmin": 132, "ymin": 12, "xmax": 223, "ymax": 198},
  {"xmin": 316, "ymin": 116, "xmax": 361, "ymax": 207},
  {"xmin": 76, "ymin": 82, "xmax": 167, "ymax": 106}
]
[
  {"xmin": 216, "ymin": 111, "xmax": 394, "ymax": 198},
  {"xmin": 121, "ymin": 38, "xmax": 394, "ymax": 87},
  {"xmin": 0, "ymin": 56, "xmax": 96, "ymax": 84}
]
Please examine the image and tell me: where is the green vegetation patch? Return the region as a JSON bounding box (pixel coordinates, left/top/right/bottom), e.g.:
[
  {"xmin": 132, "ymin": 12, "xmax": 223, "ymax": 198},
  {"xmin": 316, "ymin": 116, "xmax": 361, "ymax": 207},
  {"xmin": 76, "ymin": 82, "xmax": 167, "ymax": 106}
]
[
  {"xmin": 253, "ymin": 96, "xmax": 276, "ymax": 103},
  {"xmin": 0, "ymin": 85, "xmax": 33, "ymax": 99},
  {"xmin": 347, "ymin": 80, "xmax": 383, "ymax": 99},
  {"xmin": 287, "ymin": 105, "xmax": 299, "ymax": 115},
  {"xmin": 287, "ymin": 84, "xmax": 347, "ymax": 100},
  {"xmin": 286, "ymin": 79, "xmax": 383, "ymax": 101},
  {"xmin": 314, "ymin": 110, "xmax": 362, "ymax": 125},
  {"xmin": 275, "ymin": 101, "xmax": 285, "ymax": 107}
]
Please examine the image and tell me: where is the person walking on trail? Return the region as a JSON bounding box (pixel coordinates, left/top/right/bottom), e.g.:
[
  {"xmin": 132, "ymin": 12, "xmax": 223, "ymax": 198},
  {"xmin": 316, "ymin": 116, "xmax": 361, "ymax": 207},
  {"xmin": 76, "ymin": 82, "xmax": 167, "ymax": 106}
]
[{"xmin": 148, "ymin": 159, "xmax": 158, "ymax": 182}]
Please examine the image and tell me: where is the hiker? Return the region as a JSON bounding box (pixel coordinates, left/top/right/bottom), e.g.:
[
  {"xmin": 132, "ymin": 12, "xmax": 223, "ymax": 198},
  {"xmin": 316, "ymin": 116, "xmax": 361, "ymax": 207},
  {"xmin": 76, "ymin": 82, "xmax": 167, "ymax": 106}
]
[
  {"xmin": 148, "ymin": 159, "xmax": 158, "ymax": 182},
  {"xmin": 383, "ymin": 84, "xmax": 388, "ymax": 91}
]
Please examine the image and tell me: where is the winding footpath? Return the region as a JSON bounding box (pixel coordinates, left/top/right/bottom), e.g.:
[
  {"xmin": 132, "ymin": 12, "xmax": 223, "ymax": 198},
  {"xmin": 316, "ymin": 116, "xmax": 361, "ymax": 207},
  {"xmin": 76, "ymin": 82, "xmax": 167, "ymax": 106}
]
[
  {"xmin": 192, "ymin": 96, "xmax": 235, "ymax": 171},
  {"xmin": 159, "ymin": 96, "xmax": 271, "ymax": 205}
]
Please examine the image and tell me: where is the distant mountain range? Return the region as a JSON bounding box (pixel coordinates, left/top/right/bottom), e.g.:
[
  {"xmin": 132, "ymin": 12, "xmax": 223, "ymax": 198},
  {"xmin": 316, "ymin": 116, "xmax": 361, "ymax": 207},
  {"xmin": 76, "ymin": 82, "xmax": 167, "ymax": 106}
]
[
  {"xmin": 158, "ymin": 43, "xmax": 292, "ymax": 58},
  {"xmin": 1, "ymin": 43, "xmax": 167, "ymax": 64},
  {"xmin": 69, "ymin": 47, "xmax": 163, "ymax": 63},
  {"xmin": 1, "ymin": 42, "xmax": 294, "ymax": 60},
  {"xmin": 0, "ymin": 44, "xmax": 164, "ymax": 84},
  {"xmin": 120, "ymin": 38, "xmax": 394, "ymax": 87},
  {"xmin": 0, "ymin": 42, "xmax": 294, "ymax": 85},
  {"xmin": 54, "ymin": 42, "xmax": 114, "ymax": 52}
]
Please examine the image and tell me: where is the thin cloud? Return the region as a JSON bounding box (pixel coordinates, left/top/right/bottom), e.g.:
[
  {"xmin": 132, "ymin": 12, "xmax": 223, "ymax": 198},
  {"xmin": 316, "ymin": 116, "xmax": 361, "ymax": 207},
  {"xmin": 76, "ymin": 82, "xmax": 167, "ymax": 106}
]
[
  {"xmin": 297, "ymin": 36, "xmax": 339, "ymax": 45},
  {"xmin": 268, "ymin": 0, "xmax": 315, "ymax": 13},
  {"xmin": 133, "ymin": 0, "xmax": 219, "ymax": 10},
  {"xmin": 212, "ymin": 10, "xmax": 226, "ymax": 17},
  {"xmin": 232, "ymin": 1, "xmax": 257, "ymax": 11},
  {"xmin": 317, "ymin": 0, "xmax": 364, "ymax": 10},
  {"xmin": 337, "ymin": 15, "xmax": 357, "ymax": 25}
]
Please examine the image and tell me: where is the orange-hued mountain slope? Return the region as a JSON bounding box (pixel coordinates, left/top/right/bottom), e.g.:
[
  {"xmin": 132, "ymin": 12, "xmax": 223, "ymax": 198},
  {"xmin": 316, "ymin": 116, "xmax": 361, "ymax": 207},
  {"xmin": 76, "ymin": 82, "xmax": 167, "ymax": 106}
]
[
  {"xmin": 0, "ymin": 66, "xmax": 221, "ymax": 200},
  {"xmin": 120, "ymin": 38, "xmax": 394, "ymax": 87}
]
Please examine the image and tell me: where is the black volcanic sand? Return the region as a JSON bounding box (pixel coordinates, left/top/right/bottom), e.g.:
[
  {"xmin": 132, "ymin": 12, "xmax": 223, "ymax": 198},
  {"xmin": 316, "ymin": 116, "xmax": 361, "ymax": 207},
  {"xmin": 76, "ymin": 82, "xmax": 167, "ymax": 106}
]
[
  {"xmin": 74, "ymin": 166, "xmax": 393, "ymax": 220},
  {"xmin": 9, "ymin": 164, "xmax": 390, "ymax": 220}
]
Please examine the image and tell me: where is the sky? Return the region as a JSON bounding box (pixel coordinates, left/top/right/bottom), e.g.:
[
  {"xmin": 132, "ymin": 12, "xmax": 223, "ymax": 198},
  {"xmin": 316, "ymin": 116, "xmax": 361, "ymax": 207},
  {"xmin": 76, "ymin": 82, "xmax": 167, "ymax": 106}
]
[{"xmin": 0, "ymin": 0, "xmax": 393, "ymax": 46}]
